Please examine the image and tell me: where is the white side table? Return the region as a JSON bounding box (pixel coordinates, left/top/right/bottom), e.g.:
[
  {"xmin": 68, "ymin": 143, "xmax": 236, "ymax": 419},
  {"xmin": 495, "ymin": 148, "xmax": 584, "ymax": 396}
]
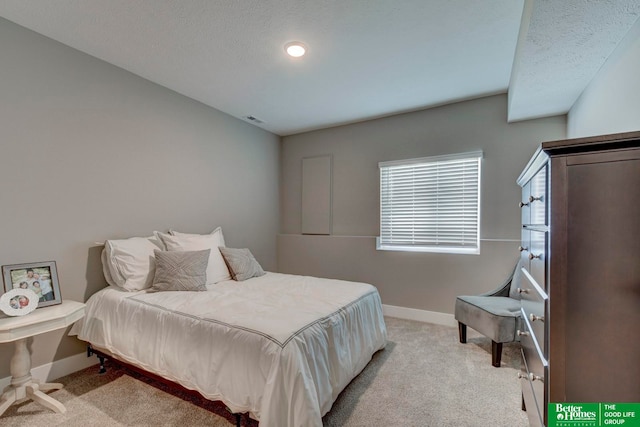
[{"xmin": 0, "ymin": 300, "xmax": 85, "ymax": 416}]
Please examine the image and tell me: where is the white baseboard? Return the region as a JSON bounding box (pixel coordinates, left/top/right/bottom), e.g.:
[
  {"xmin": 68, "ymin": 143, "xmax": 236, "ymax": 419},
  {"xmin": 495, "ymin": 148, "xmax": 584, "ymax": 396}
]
[
  {"xmin": 382, "ymin": 304, "xmax": 457, "ymax": 327},
  {"xmin": 0, "ymin": 351, "xmax": 98, "ymax": 390}
]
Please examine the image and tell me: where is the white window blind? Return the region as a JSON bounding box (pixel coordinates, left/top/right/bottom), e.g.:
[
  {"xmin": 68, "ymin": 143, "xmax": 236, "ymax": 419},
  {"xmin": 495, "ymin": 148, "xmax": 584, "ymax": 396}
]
[{"xmin": 377, "ymin": 151, "xmax": 482, "ymax": 254}]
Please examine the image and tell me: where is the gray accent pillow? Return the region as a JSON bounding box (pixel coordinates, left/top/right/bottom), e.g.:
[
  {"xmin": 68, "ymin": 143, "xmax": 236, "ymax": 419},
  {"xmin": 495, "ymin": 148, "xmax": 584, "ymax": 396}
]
[
  {"xmin": 150, "ymin": 249, "xmax": 210, "ymax": 292},
  {"xmin": 218, "ymin": 247, "xmax": 265, "ymax": 281}
]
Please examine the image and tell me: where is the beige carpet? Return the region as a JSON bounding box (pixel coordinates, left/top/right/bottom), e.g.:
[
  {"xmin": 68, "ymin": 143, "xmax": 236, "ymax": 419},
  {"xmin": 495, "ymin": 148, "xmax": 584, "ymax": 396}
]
[{"xmin": 1, "ymin": 317, "xmax": 528, "ymax": 426}]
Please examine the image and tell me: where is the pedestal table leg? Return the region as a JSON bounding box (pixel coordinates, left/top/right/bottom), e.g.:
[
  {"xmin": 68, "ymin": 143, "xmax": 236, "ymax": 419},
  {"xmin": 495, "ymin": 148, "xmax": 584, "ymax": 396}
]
[{"xmin": 0, "ymin": 337, "xmax": 68, "ymax": 415}]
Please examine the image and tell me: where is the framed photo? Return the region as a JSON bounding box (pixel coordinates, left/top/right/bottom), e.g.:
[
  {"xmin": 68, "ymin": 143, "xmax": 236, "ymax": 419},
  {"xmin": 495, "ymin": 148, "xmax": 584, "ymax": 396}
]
[
  {"xmin": 0, "ymin": 288, "xmax": 39, "ymax": 316},
  {"xmin": 2, "ymin": 261, "xmax": 62, "ymax": 308}
]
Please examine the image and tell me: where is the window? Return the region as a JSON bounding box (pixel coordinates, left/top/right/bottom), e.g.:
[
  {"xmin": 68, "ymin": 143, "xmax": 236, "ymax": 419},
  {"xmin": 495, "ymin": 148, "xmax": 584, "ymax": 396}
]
[{"xmin": 377, "ymin": 151, "xmax": 482, "ymax": 254}]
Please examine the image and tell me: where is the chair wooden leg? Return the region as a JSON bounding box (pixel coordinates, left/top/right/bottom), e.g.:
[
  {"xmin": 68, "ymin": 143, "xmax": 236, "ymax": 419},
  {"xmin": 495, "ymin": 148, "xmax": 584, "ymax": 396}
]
[
  {"xmin": 521, "ymin": 392, "xmax": 526, "ymax": 411},
  {"xmin": 458, "ymin": 322, "xmax": 467, "ymax": 343},
  {"xmin": 491, "ymin": 341, "xmax": 503, "ymax": 367}
]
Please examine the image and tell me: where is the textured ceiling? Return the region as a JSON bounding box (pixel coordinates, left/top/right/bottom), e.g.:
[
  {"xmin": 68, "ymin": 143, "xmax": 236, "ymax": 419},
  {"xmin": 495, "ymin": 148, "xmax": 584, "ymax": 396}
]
[
  {"xmin": 0, "ymin": 1, "xmax": 638, "ymax": 136},
  {"xmin": 509, "ymin": 0, "xmax": 640, "ymax": 122}
]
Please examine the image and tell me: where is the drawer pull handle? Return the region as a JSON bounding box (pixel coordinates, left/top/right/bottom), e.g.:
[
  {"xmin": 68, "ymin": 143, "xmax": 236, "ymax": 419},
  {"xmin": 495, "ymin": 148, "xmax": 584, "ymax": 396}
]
[
  {"xmin": 518, "ymin": 246, "xmax": 528, "ymax": 252},
  {"xmin": 529, "ymin": 195, "xmax": 543, "ymax": 203},
  {"xmin": 529, "ymin": 313, "xmax": 544, "ymax": 323},
  {"xmin": 517, "ymin": 372, "xmax": 543, "ymax": 382},
  {"xmin": 516, "ymin": 288, "xmax": 530, "ymax": 294},
  {"xmin": 517, "ymin": 330, "xmax": 530, "ymax": 337},
  {"xmin": 528, "ymin": 253, "xmax": 541, "ymax": 260},
  {"xmin": 529, "ymin": 373, "xmax": 543, "ymax": 382},
  {"xmin": 519, "ymin": 201, "xmax": 529, "ymax": 208}
]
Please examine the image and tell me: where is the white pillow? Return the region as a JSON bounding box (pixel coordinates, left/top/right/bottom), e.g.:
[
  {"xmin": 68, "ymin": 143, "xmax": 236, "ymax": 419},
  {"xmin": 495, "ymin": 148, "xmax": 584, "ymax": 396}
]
[
  {"xmin": 156, "ymin": 227, "xmax": 231, "ymax": 284},
  {"xmin": 101, "ymin": 248, "xmax": 118, "ymax": 287},
  {"xmin": 104, "ymin": 235, "xmax": 165, "ymax": 291}
]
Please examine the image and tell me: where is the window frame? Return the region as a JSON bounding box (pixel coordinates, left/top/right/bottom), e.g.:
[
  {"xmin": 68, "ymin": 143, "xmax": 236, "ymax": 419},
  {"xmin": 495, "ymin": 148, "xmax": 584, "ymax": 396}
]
[{"xmin": 376, "ymin": 151, "xmax": 483, "ymax": 255}]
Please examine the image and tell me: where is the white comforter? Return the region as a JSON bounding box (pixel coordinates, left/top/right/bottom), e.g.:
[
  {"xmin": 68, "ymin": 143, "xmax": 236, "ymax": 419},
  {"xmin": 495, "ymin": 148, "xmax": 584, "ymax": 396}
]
[{"xmin": 72, "ymin": 272, "xmax": 387, "ymax": 427}]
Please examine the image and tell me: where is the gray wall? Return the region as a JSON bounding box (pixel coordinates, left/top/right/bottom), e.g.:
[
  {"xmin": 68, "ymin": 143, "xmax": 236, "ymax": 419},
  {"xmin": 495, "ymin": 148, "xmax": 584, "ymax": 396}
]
[
  {"xmin": 279, "ymin": 94, "xmax": 565, "ymax": 314},
  {"xmin": 0, "ymin": 18, "xmax": 280, "ymax": 378},
  {"xmin": 568, "ymin": 18, "xmax": 640, "ymax": 138}
]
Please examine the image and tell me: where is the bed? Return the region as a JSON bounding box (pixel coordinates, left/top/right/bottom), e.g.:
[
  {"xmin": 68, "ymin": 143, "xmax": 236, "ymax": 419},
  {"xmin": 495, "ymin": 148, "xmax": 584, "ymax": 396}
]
[{"xmin": 71, "ymin": 271, "xmax": 387, "ymax": 427}]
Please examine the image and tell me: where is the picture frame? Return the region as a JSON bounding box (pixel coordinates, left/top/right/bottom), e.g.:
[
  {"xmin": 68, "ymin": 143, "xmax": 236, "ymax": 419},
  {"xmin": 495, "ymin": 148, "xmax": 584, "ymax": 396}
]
[
  {"xmin": 0, "ymin": 288, "xmax": 39, "ymax": 316},
  {"xmin": 2, "ymin": 261, "xmax": 62, "ymax": 308}
]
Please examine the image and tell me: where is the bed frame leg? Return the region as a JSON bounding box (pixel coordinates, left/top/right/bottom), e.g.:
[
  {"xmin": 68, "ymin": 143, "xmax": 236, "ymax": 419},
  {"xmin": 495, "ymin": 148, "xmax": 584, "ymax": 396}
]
[
  {"xmin": 87, "ymin": 345, "xmax": 107, "ymax": 374},
  {"xmin": 98, "ymin": 355, "xmax": 107, "ymax": 374},
  {"xmin": 225, "ymin": 407, "xmax": 241, "ymax": 427}
]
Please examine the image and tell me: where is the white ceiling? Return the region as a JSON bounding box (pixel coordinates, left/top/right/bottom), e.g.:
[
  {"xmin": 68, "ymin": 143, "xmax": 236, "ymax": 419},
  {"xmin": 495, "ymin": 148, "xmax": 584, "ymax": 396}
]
[{"xmin": 1, "ymin": 1, "xmax": 639, "ymax": 136}]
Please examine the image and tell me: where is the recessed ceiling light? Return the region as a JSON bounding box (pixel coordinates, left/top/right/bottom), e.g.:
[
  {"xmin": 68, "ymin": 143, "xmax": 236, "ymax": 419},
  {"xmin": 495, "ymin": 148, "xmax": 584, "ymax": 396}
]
[{"xmin": 285, "ymin": 41, "xmax": 307, "ymax": 58}]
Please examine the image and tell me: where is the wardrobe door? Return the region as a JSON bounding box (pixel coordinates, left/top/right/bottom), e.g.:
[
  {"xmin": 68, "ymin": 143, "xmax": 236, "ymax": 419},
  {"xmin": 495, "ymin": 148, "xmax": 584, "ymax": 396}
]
[{"xmin": 563, "ymin": 150, "xmax": 640, "ymax": 402}]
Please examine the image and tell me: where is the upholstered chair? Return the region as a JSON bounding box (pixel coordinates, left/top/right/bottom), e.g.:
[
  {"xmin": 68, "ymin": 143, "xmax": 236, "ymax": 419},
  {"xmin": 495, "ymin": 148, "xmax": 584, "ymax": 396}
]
[{"xmin": 454, "ymin": 260, "xmax": 523, "ymax": 367}]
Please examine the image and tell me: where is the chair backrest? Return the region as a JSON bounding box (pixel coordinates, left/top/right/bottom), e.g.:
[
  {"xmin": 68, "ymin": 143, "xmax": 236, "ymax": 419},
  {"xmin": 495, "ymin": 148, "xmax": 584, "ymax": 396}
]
[{"xmin": 507, "ymin": 258, "xmax": 525, "ymax": 300}]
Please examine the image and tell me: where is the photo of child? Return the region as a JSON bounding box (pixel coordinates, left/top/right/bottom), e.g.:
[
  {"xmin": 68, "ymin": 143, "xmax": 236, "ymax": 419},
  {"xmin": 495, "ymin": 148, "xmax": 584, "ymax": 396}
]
[
  {"xmin": 9, "ymin": 296, "xmax": 20, "ymax": 309},
  {"xmin": 31, "ymin": 281, "xmax": 43, "ymax": 300},
  {"xmin": 7, "ymin": 294, "xmax": 30, "ymax": 310},
  {"xmin": 32, "ymin": 272, "xmax": 54, "ymax": 301}
]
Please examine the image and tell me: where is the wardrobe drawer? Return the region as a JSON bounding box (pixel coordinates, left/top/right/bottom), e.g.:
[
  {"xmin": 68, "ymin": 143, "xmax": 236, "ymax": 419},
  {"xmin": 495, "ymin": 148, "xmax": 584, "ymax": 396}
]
[
  {"xmin": 520, "ymin": 182, "xmax": 531, "ymax": 225},
  {"xmin": 529, "ymin": 165, "xmax": 547, "ymax": 225},
  {"xmin": 528, "ymin": 230, "xmax": 546, "ymax": 289},
  {"xmin": 520, "ymin": 229, "xmax": 530, "ymax": 270},
  {"xmin": 519, "ymin": 274, "xmax": 546, "ymax": 354},
  {"xmin": 520, "ymin": 349, "xmax": 544, "ymax": 427},
  {"xmin": 520, "ymin": 316, "xmax": 546, "ymax": 423}
]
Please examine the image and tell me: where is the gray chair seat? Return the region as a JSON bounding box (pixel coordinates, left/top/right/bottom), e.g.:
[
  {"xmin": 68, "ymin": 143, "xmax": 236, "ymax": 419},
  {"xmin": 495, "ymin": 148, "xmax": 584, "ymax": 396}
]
[
  {"xmin": 454, "ymin": 296, "xmax": 521, "ymax": 344},
  {"xmin": 454, "ymin": 260, "xmax": 524, "ymax": 367}
]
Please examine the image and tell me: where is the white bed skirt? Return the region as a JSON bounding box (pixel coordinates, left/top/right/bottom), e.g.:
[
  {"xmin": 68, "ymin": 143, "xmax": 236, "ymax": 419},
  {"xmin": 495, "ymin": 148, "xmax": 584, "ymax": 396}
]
[{"xmin": 71, "ymin": 272, "xmax": 387, "ymax": 427}]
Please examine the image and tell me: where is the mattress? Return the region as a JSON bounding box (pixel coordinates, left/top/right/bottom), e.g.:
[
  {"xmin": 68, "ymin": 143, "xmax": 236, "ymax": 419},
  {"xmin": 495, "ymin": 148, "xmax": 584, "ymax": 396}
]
[{"xmin": 71, "ymin": 272, "xmax": 387, "ymax": 427}]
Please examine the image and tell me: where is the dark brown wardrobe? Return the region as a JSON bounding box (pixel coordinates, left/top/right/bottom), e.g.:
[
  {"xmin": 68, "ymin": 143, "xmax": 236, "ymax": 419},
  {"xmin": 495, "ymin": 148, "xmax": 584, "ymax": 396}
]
[{"xmin": 517, "ymin": 131, "xmax": 640, "ymax": 426}]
